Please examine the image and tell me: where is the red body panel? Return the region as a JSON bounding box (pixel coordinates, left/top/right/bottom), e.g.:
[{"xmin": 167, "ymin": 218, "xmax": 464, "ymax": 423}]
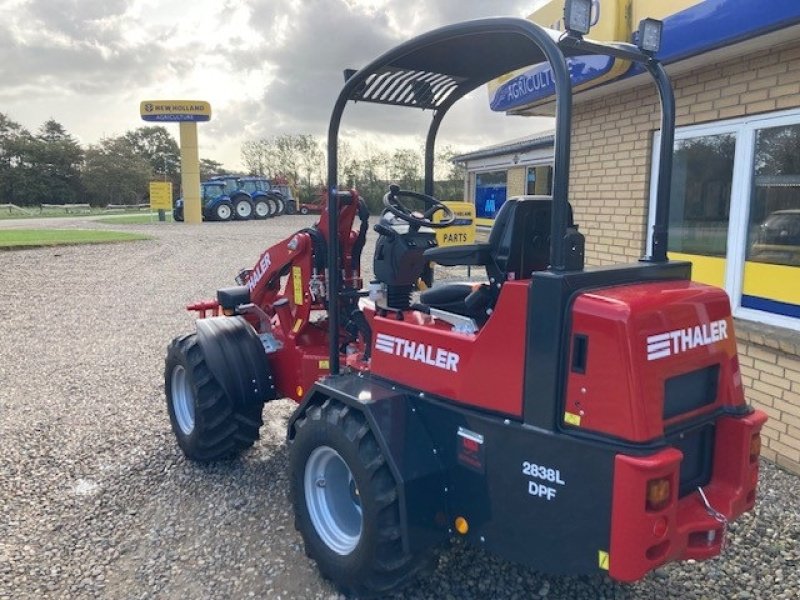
[
  {"xmin": 564, "ymin": 281, "xmax": 744, "ymax": 442},
  {"xmin": 609, "ymin": 411, "xmax": 767, "ymax": 582},
  {"xmin": 367, "ymin": 281, "xmax": 529, "ymax": 417}
]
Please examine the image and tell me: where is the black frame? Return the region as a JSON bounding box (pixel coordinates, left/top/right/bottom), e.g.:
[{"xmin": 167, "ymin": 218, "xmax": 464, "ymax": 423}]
[{"xmin": 325, "ymin": 17, "xmax": 676, "ymax": 373}]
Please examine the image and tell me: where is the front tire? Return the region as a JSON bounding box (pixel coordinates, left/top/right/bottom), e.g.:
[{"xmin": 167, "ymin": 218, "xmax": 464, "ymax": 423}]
[
  {"xmin": 214, "ymin": 202, "xmax": 233, "ymax": 221},
  {"xmin": 300, "ymin": 205, "xmax": 310, "ymax": 215},
  {"xmin": 290, "ymin": 399, "xmax": 434, "ymax": 597},
  {"xmin": 164, "ymin": 333, "xmax": 263, "ymax": 461}
]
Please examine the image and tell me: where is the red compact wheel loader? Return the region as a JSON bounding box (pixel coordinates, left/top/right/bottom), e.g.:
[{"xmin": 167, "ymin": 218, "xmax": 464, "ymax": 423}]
[{"xmin": 163, "ymin": 5, "xmax": 767, "ymax": 597}]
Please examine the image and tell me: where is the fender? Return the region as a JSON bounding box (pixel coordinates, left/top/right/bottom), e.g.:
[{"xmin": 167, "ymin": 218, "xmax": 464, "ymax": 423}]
[
  {"xmin": 288, "ymin": 376, "xmax": 449, "ymax": 555},
  {"xmin": 195, "ymin": 316, "xmax": 276, "ymax": 408}
]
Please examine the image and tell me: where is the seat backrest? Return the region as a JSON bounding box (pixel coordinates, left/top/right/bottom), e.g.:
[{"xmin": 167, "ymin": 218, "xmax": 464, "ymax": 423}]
[{"xmin": 487, "ymin": 196, "xmax": 574, "ymax": 281}]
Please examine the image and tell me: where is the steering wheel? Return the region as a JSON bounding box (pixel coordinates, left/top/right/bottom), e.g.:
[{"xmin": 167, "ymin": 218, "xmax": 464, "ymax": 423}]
[{"xmin": 382, "ymin": 184, "xmax": 456, "ymax": 229}]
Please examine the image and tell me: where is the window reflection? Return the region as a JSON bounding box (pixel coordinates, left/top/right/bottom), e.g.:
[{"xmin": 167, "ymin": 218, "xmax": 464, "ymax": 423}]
[
  {"xmin": 668, "ymin": 134, "xmax": 735, "ymax": 256},
  {"xmin": 747, "ymin": 124, "xmax": 800, "ymax": 267}
]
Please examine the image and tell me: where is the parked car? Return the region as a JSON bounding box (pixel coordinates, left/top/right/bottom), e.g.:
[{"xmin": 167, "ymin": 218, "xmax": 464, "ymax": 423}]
[{"xmin": 750, "ymin": 209, "xmax": 800, "ymax": 265}]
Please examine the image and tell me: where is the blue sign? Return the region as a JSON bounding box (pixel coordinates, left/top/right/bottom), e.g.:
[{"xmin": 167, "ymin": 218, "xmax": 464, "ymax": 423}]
[
  {"xmin": 490, "ymin": 0, "xmax": 800, "ymax": 113},
  {"xmin": 491, "ymin": 55, "xmax": 616, "ymax": 112}
]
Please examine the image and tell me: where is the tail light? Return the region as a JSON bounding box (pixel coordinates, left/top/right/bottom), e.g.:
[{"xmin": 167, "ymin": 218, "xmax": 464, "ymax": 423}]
[
  {"xmin": 646, "ymin": 477, "xmax": 672, "ymax": 511},
  {"xmin": 749, "ymin": 433, "xmax": 762, "ymax": 463}
]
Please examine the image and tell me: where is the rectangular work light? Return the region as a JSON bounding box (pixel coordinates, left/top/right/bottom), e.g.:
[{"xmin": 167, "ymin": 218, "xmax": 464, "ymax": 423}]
[
  {"xmin": 637, "ymin": 18, "xmax": 663, "ymax": 54},
  {"xmin": 564, "ymin": 0, "xmax": 592, "ymax": 36}
]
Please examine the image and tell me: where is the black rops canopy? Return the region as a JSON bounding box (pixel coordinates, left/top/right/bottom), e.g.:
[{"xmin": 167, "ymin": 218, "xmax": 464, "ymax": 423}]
[{"xmin": 326, "ymin": 17, "xmax": 677, "ymax": 374}]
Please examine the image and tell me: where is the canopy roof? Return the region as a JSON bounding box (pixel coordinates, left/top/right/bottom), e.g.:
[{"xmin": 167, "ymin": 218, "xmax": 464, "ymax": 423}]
[{"xmin": 347, "ymin": 20, "xmax": 604, "ymax": 110}]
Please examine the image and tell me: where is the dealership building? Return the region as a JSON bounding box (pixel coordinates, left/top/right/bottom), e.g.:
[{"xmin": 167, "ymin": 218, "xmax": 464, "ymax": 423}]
[{"xmin": 455, "ymin": 0, "xmax": 800, "ymax": 473}]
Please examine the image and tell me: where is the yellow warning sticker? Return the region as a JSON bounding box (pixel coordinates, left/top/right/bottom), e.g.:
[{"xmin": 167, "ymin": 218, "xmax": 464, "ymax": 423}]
[
  {"xmin": 564, "ymin": 412, "xmax": 582, "ymax": 426},
  {"xmin": 292, "ymin": 266, "xmax": 303, "ymax": 305},
  {"xmin": 292, "ymin": 318, "xmax": 303, "ymax": 333},
  {"xmin": 598, "ymin": 550, "xmax": 610, "ymax": 571},
  {"xmin": 318, "ymin": 360, "xmax": 329, "ymax": 370}
]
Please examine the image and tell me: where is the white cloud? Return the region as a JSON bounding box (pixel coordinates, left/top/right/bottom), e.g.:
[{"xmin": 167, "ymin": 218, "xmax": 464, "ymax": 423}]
[{"xmin": 0, "ymin": 0, "xmax": 552, "ymax": 169}]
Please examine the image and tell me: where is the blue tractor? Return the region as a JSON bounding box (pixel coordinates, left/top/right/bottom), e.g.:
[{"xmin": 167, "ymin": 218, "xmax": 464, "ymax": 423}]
[
  {"xmin": 207, "ymin": 175, "xmax": 255, "ymax": 220},
  {"xmin": 173, "ymin": 181, "xmax": 235, "ymax": 222},
  {"xmin": 238, "ymin": 176, "xmax": 284, "ymax": 219}
]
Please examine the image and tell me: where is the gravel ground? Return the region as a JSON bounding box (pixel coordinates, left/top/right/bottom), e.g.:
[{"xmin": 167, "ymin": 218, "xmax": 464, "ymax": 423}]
[{"xmin": 1, "ymin": 215, "xmax": 798, "ymax": 600}]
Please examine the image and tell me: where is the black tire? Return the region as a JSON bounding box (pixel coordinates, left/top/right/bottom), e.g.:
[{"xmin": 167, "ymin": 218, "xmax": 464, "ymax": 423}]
[
  {"xmin": 253, "ymin": 198, "xmax": 270, "ymax": 220},
  {"xmin": 290, "ymin": 398, "xmax": 434, "ymax": 597},
  {"xmin": 164, "ymin": 332, "xmax": 264, "ymax": 461},
  {"xmin": 214, "ymin": 201, "xmax": 233, "ymax": 221},
  {"xmin": 300, "ymin": 206, "xmax": 310, "ymax": 215},
  {"xmin": 273, "ymin": 195, "xmax": 286, "ymax": 216},
  {"xmin": 285, "ymin": 200, "xmax": 297, "ymax": 215},
  {"xmin": 173, "ymin": 207, "xmax": 184, "ymax": 222},
  {"xmin": 266, "ymin": 197, "xmax": 278, "ymax": 218},
  {"xmin": 233, "ymin": 196, "xmax": 254, "ymax": 220}
]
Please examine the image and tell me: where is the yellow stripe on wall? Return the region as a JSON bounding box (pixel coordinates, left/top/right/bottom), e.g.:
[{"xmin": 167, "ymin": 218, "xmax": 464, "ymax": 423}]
[
  {"xmin": 743, "ymin": 261, "xmax": 800, "ymax": 306},
  {"xmin": 669, "ymin": 252, "xmax": 726, "ymax": 288}
]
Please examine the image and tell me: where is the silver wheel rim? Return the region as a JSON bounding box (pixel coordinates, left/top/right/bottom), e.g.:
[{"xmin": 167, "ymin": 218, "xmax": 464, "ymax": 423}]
[
  {"xmin": 236, "ymin": 201, "xmax": 252, "ymax": 218},
  {"xmin": 170, "ymin": 365, "xmax": 195, "ymax": 435},
  {"xmin": 255, "ymin": 201, "xmax": 269, "ymax": 217},
  {"xmin": 218, "ymin": 205, "xmax": 231, "ymax": 220},
  {"xmin": 304, "ymin": 446, "xmax": 362, "ymax": 555}
]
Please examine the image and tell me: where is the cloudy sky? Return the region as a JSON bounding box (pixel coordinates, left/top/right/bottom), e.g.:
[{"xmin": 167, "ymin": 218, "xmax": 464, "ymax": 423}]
[{"xmin": 0, "ymin": 0, "xmax": 552, "ymax": 170}]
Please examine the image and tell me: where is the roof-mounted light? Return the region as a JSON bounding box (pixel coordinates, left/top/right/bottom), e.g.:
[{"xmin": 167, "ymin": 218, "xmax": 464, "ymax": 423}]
[
  {"xmin": 637, "ymin": 18, "xmax": 663, "ymax": 54},
  {"xmin": 564, "ymin": 0, "xmax": 592, "ymax": 36}
]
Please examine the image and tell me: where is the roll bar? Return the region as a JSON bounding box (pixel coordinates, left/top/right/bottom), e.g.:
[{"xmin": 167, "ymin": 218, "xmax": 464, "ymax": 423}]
[{"xmin": 326, "ymin": 17, "xmax": 676, "ymax": 374}]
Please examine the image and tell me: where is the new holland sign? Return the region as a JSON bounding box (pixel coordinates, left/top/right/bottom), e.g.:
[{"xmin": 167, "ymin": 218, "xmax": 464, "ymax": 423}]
[{"xmin": 140, "ymin": 100, "xmax": 211, "ymax": 122}]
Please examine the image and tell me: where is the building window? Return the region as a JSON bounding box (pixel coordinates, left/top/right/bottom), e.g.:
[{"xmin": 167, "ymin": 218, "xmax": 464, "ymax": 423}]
[
  {"xmin": 649, "ymin": 109, "xmax": 800, "ymax": 330},
  {"xmin": 475, "ymin": 171, "xmax": 507, "ymax": 218},
  {"xmin": 526, "ymin": 165, "xmax": 553, "ymax": 195}
]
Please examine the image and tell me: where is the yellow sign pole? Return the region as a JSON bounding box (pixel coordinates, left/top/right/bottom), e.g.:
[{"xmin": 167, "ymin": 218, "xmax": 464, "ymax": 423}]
[
  {"xmin": 140, "ymin": 100, "xmax": 210, "ymax": 225},
  {"xmin": 179, "ymin": 122, "xmax": 202, "ymax": 224}
]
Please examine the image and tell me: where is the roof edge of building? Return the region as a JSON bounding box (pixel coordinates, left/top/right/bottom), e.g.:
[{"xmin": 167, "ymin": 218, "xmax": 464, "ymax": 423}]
[{"xmin": 453, "ymin": 133, "xmax": 554, "ymax": 163}]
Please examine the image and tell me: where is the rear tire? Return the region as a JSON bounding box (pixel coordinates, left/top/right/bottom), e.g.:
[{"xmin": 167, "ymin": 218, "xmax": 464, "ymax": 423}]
[
  {"xmin": 300, "ymin": 206, "xmax": 309, "ymax": 215},
  {"xmin": 254, "ymin": 199, "xmax": 270, "ymax": 220},
  {"xmin": 164, "ymin": 333, "xmax": 263, "ymax": 461},
  {"xmin": 233, "ymin": 197, "xmax": 254, "ymax": 220},
  {"xmin": 290, "ymin": 398, "xmax": 434, "ymax": 597},
  {"xmin": 273, "ymin": 194, "xmax": 286, "ymax": 216}
]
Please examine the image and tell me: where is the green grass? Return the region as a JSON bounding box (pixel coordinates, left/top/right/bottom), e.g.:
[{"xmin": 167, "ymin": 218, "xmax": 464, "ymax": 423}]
[
  {"xmin": 95, "ymin": 213, "xmax": 174, "ymax": 225},
  {"xmin": 0, "ymin": 229, "xmax": 150, "ymax": 249},
  {"xmin": 0, "ymin": 208, "xmax": 97, "ymax": 220}
]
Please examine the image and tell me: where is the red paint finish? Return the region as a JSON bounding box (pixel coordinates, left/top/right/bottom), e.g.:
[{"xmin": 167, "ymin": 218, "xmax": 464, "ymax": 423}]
[
  {"xmin": 368, "ymin": 281, "xmax": 529, "ymax": 417},
  {"xmin": 564, "ymin": 281, "xmax": 744, "ymax": 442},
  {"xmin": 608, "ymin": 411, "xmax": 767, "ymax": 582},
  {"xmin": 186, "ymin": 189, "xmax": 366, "ymax": 402}
]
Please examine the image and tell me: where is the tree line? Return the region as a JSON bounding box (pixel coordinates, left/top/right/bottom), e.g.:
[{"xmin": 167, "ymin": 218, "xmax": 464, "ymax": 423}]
[
  {"xmin": 242, "ymin": 134, "xmax": 466, "ymax": 214},
  {"xmin": 0, "ymin": 113, "xmax": 225, "ymax": 207},
  {"xmin": 0, "ymin": 113, "xmax": 466, "ymax": 213}
]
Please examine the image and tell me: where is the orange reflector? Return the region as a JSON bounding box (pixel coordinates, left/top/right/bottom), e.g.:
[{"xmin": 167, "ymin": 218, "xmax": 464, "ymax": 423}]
[
  {"xmin": 646, "ymin": 477, "xmax": 671, "ymax": 511},
  {"xmin": 454, "ymin": 517, "xmax": 469, "ymax": 535},
  {"xmin": 223, "ymin": 308, "xmax": 234, "ymax": 316},
  {"xmin": 750, "ymin": 433, "xmax": 761, "ymax": 463},
  {"xmin": 296, "ymin": 386, "xmax": 304, "ymax": 398}
]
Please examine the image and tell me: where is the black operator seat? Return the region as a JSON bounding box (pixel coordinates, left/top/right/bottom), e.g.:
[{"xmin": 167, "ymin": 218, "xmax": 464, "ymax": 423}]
[{"xmin": 420, "ymin": 196, "xmax": 574, "ymax": 321}]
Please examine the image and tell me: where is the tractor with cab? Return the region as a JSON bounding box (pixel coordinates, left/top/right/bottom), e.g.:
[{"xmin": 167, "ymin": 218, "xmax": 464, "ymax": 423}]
[
  {"xmin": 207, "ymin": 175, "xmax": 256, "ymax": 220},
  {"xmin": 174, "ymin": 180, "xmax": 238, "ymax": 222},
  {"xmin": 163, "ymin": 4, "xmax": 767, "ymax": 597},
  {"xmin": 238, "ymin": 176, "xmax": 286, "ymax": 219}
]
